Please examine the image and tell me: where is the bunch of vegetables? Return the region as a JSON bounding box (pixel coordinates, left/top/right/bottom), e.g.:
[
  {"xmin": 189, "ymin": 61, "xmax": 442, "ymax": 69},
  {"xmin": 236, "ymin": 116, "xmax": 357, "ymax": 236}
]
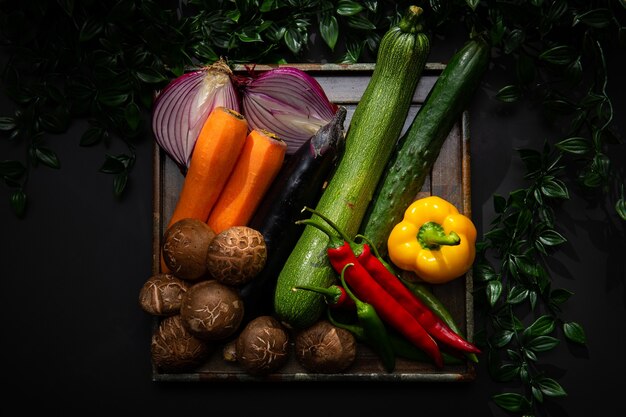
[{"xmin": 142, "ymin": 4, "xmax": 489, "ymax": 376}]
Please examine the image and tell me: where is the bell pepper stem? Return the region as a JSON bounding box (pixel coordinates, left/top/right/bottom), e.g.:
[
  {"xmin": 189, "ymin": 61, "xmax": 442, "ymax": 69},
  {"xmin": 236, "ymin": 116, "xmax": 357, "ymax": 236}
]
[{"xmin": 418, "ymin": 221, "xmax": 461, "ymax": 250}]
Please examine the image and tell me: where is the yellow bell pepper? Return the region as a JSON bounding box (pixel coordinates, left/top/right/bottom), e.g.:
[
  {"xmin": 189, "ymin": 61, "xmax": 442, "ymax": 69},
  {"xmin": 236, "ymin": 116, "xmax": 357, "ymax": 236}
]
[{"xmin": 387, "ymin": 195, "xmax": 477, "ymax": 284}]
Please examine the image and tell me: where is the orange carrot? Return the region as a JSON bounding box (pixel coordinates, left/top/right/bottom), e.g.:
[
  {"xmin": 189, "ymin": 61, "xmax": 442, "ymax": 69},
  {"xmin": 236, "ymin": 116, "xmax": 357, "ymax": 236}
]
[
  {"xmin": 207, "ymin": 129, "xmax": 287, "ymax": 234},
  {"xmin": 166, "ymin": 106, "xmax": 249, "ymax": 228},
  {"xmin": 161, "ymin": 107, "xmax": 248, "ymax": 273}
]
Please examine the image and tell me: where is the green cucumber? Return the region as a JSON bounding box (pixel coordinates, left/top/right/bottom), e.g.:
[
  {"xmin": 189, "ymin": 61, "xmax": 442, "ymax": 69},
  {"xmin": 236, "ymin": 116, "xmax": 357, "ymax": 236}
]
[
  {"xmin": 360, "ymin": 36, "xmax": 491, "ymax": 256},
  {"xmin": 273, "ymin": 5, "xmax": 431, "ymax": 329}
]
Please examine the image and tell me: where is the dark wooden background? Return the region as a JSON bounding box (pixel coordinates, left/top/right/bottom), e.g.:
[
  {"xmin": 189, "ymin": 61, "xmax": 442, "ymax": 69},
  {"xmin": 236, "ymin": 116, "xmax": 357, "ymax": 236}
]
[{"xmin": 2, "ymin": 25, "xmax": 625, "ymax": 417}]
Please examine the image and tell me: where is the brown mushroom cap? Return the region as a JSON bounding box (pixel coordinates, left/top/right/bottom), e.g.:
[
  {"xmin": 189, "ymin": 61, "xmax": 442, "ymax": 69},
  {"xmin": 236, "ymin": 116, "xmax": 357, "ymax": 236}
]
[
  {"xmin": 162, "ymin": 218, "xmax": 216, "ymax": 281},
  {"xmin": 235, "ymin": 315, "xmax": 290, "ymax": 375},
  {"xmin": 205, "ymin": 226, "xmax": 267, "ymax": 286},
  {"xmin": 295, "ymin": 320, "xmax": 357, "ymax": 373},
  {"xmin": 151, "ymin": 315, "xmax": 210, "ymax": 373},
  {"xmin": 180, "ymin": 280, "xmax": 244, "ymax": 341},
  {"xmin": 139, "ymin": 273, "xmax": 189, "ymax": 316}
]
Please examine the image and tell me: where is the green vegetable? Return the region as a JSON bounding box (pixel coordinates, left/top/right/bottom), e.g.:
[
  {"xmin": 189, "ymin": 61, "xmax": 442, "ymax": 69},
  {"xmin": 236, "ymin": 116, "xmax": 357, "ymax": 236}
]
[
  {"xmin": 273, "ymin": 5, "xmax": 431, "ymax": 329},
  {"xmin": 338, "ymin": 263, "xmax": 396, "ymax": 372},
  {"xmin": 360, "ymin": 35, "xmax": 491, "ymax": 256}
]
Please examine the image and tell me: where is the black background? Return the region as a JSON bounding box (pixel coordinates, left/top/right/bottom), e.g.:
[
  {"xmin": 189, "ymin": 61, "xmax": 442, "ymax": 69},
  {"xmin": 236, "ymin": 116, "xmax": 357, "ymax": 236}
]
[{"xmin": 2, "ymin": 21, "xmax": 625, "ymax": 417}]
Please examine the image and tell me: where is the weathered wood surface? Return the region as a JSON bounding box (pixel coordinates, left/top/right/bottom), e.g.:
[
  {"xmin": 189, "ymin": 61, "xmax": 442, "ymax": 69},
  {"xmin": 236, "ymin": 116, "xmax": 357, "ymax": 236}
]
[{"xmin": 151, "ymin": 64, "xmax": 475, "ymax": 382}]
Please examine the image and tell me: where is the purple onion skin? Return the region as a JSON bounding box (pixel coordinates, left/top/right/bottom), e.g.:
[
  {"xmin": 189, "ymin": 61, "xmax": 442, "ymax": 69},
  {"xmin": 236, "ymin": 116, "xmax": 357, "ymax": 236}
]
[
  {"xmin": 152, "ymin": 67, "xmax": 239, "ymax": 169},
  {"xmin": 240, "ymin": 67, "xmax": 338, "ymax": 154}
]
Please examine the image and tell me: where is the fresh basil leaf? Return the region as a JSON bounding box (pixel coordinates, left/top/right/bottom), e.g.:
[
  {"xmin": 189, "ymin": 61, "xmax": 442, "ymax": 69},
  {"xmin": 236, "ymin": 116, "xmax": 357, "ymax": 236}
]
[
  {"xmin": 507, "ymin": 285, "xmax": 529, "ymax": 304},
  {"xmin": 284, "ymin": 28, "xmax": 303, "ymax": 54},
  {"xmin": 99, "ymin": 154, "xmax": 126, "ymax": 174},
  {"xmin": 491, "ymin": 329, "xmax": 514, "ymax": 348},
  {"xmin": 474, "ymin": 262, "xmax": 497, "ymax": 282}
]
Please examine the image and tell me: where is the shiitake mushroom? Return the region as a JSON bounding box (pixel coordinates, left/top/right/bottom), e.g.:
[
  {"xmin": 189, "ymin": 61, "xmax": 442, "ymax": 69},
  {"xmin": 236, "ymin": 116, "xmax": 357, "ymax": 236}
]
[
  {"xmin": 295, "ymin": 319, "xmax": 357, "ymax": 373},
  {"xmin": 138, "ymin": 273, "xmax": 189, "ymax": 316},
  {"xmin": 151, "ymin": 315, "xmax": 210, "ymax": 373},
  {"xmin": 180, "ymin": 280, "xmax": 244, "ymax": 341},
  {"xmin": 235, "ymin": 315, "xmax": 290, "ymax": 375},
  {"xmin": 162, "ymin": 218, "xmax": 216, "ymax": 281},
  {"xmin": 205, "ymin": 226, "xmax": 267, "ymax": 286}
]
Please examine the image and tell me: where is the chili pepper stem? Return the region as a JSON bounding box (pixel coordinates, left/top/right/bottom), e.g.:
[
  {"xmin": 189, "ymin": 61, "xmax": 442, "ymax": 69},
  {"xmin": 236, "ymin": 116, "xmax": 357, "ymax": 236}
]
[{"xmin": 418, "ymin": 221, "xmax": 461, "ymax": 249}]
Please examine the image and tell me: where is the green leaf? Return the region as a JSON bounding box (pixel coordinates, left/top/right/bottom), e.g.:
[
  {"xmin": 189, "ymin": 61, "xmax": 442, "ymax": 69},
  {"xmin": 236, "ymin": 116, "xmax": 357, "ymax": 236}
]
[
  {"xmin": 563, "ymin": 321, "xmax": 586, "ymax": 344},
  {"xmin": 337, "ymin": 0, "xmax": 364, "ymax": 16},
  {"xmin": 541, "ymin": 177, "xmax": 569, "ymax": 199},
  {"xmin": 539, "ymin": 45, "xmax": 575, "ymax": 66},
  {"xmin": 573, "ymin": 8, "xmax": 612, "ymax": 28},
  {"xmin": 0, "ymin": 160, "xmax": 26, "ymax": 179},
  {"xmin": 556, "ymin": 137, "xmax": 591, "ymax": 155},
  {"xmin": 99, "ymin": 154, "xmax": 126, "ymax": 174},
  {"xmin": 465, "ymin": 0, "xmax": 479, "ymax": 11},
  {"xmin": 10, "ymin": 189, "xmax": 27, "ymax": 218},
  {"xmin": 537, "ymin": 377, "xmax": 567, "ymax": 397},
  {"xmin": 80, "ymin": 126, "xmax": 106, "ymax": 147},
  {"xmin": 527, "ymin": 335, "xmax": 559, "ymax": 352},
  {"xmin": 124, "ymin": 102, "xmax": 141, "ymax": 131},
  {"xmin": 491, "ymin": 329, "xmax": 514, "ymax": 348},
  {"xmin": 616, "ymin": 197, "xmax": 626, "ymax": 221},
  {"xmin": 493, "ymin": 392, "xmax": 529, "ymax": 413},
  {"xmin": 347, "ymin": 15, "xmax": 376, "ymax": 30},
  {"xmin": 496, "ymin": 85, "xmax": 521, "ymax": 103},
  {"xmin": 113, "ymin": 172, "xmax": 128, "ymax": 197},
  {"xmin": 538, "ymin": 229, "xmax": 567, "ymax": 246},
  {"xmin": 320, "ymin": 14, "xmax": 339, "ymax": 51},
  {"xmin": 474, "ymin": 262, "xmax": 497, "ymax": 282},
  {"xmin": 284, "ymin": 28, "xmax": 303, "ymax": 54},
  {"xmin": 98, "ymin": 90, "xmax": 129, "ymax": 107},
  {"xmin": 0, "ymin": 116, "xmax": 16, "ymax": 131},
  {"xmin": 135, "ymin": 68, "xmax": 168, "ymax": 84},
  {"xmin": 550, "ymin": 288, "xmax": 573, "ymax": 305},
  {"xmin": 504, "ymin": 29, "xmax": 524, "ymax": 54},
  {"xmin": 493, "ymin": 194, "xmax": 506, "ymax": 213},
  {"xmin": 79, "ymin": 17, "xmax": 103, "ymax": 42},
  {"xmin": 507, "ymin": 285, "xmax": 529, "ymax": 304},
  {"xmin": 524, "ymin": 315, "xmax": 555, "ymax": 338},
  {"xmin": 35, "ymin": 147, "xmax": 60, "ymax": 169},
  {"xmin": 487, "ymin": 280, "xmax": 503, "ymax": 306}
]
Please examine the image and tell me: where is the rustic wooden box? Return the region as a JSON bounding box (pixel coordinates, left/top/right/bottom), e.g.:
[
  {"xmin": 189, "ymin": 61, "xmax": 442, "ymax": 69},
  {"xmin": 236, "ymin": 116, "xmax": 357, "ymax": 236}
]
[{"xmin": 151, "ymin": 63, "xmax": 476, "ymax": 382}]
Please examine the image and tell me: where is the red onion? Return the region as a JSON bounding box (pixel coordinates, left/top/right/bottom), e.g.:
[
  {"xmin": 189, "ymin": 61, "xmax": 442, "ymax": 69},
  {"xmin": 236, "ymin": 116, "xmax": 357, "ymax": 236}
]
[
  {"xmin": 151, "ymin": 60, "xmax": 240, "ymax": 168},
  {"xmin": 239, "ymin": 67, "xmax": 338, "ymax": 154},
  {"xmin": 152, "ymin": 63, "xmax": 338, "ymax": 166}
]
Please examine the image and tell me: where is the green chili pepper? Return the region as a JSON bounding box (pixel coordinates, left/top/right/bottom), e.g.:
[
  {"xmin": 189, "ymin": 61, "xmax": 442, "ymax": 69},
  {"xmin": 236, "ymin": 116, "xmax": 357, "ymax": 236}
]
[
  {"xmin": 327, "ymin": 309, "xmax": 463, "ymax": 365},
  {"xmin": 338, "ymin": 263, "xmax": 396, "ymax": 373}
]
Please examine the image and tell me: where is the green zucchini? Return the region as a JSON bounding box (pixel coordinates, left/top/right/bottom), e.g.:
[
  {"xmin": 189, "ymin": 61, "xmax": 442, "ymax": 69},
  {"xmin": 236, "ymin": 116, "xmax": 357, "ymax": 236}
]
[
  {"xmin": 274, "ymin": 5, "xmax": 431, "ymax": 329},
  {"xmin": 360, "ymin": 36, "xmax": 491, "ymax": 256}
]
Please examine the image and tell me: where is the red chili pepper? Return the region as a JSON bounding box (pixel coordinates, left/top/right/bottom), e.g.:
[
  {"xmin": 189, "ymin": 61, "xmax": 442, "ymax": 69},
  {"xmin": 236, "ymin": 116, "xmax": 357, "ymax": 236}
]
[
  {"xmin": 296, "ymin": 217, "xmax": 444, "ymax": 368},
  {"xmin": 302, "ymin": 206, "xmax": 481, "ymax": 356},
  {"xmin": 355, "ymin": 238, "xmax": 480, "ymax": 355}
]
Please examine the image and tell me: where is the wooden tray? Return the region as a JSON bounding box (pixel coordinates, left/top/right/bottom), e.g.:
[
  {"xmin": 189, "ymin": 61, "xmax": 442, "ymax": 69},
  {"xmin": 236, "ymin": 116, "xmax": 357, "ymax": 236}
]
[{"xmin": 151, "ymin": 63, "xmax": 476, "ymax": 382}]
